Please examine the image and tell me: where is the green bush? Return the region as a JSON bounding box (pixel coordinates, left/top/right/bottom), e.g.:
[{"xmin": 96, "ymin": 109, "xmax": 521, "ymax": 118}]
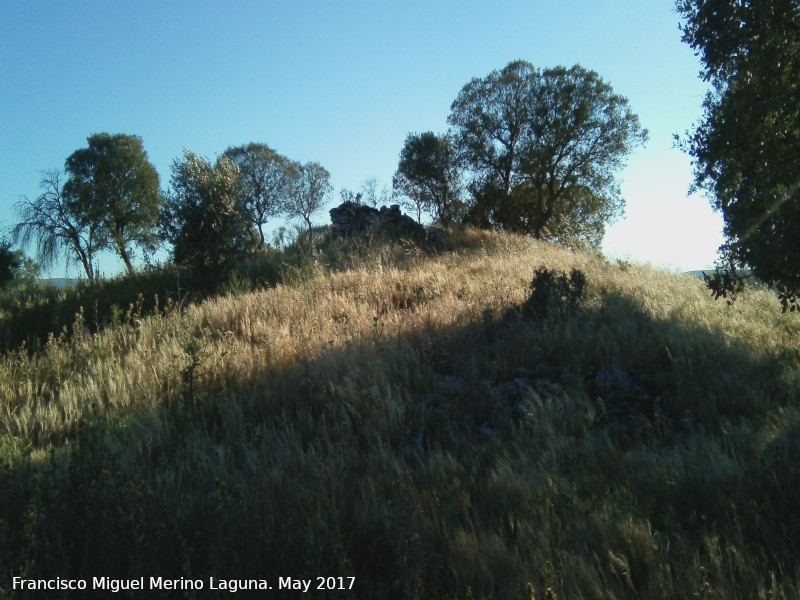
[{"xmin": 523, "ymin": 267, "xmax": 587, "ymax": 318}]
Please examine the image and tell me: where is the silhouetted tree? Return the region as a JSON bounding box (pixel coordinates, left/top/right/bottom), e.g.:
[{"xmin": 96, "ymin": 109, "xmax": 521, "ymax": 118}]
[
  {"xmin": 360, "ymin": 177, "xmax": 391, "ymax": 209},
  {"xmin": 676, "ymin": 0, "xmax": 800, "ymax": 310},
  {"xmin": 221, "ymin": 143, "xmax": 298, "ymax": 248},
  {"xmin": 285, "ymin": 162, "xmax": 332, "ymax": 233},
  {"xmin": 13, "ymin": 170, "xmax": 102, "ymax": 282},
  {"xmin": 0, "ymin": 236, "xmax": 37, "ymax": 289},
  {"xmin": 449, "ymin": 60, "xmax": 647, "ymax": 249},
  {"xmin": 339, "ymin": 188, "xmax": 363, "ymax": 205},
  {"xmin": 64, "ymin": 133, "xmax": 162, "ymax": 273},
  {"xmin": 163, "ymin": 151, "xmax": 258, "ymax": 267},
  {"xmin": 393, "ymin": 131, "xmax": 463, "ymax": 225},
  {"xmin": 0, "ymin": 238, "xmax": 22, "ymax": 289}
]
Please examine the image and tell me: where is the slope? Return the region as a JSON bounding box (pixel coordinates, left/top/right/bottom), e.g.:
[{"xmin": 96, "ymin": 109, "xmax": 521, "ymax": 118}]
[{"xmin": 1, "ymin": 229, "xmax": 799, "ymax": 599}]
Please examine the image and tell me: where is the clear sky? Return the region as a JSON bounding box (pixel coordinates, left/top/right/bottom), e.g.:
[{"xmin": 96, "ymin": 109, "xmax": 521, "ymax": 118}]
[{"xmin": 0, "ymin": 0, "xmax": 723, "ymax": 278}]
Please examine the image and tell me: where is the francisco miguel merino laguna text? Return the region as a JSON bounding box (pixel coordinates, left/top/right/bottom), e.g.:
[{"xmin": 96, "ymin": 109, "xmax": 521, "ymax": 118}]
[{"xmin": 12, "ymin": 576, "xmax": 355, "ymax": 593}]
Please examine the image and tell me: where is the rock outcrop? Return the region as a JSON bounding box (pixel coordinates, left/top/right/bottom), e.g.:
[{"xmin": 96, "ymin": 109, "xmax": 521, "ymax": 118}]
[{"xmin": 329, "ymin": 202, "xmax": 426, "ymax": 242}]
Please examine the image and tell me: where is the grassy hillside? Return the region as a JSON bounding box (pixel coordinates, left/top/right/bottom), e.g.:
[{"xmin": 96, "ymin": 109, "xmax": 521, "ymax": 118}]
[{"xmin": 1, "ymin": 229, "xmax": 799, "ymax": 599}]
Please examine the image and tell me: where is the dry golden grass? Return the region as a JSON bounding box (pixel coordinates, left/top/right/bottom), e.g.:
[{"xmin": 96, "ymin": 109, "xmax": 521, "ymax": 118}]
[{"xmin": 1, "ymin": 228, "xmax": 799, "ymax": 598}]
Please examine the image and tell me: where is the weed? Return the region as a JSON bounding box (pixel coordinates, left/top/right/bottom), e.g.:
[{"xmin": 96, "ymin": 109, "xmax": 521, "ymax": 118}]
[{"xmin": 180, "ymin": 328, "xmax": 210, "ymax": 403}]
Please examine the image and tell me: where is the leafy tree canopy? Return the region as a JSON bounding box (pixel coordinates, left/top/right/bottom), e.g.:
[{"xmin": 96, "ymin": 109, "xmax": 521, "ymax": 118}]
[
  {"xmin": 449, "ymin": 60, "xmax": 647, "ymax": 250},
  {"xmin": 285, "ymin": 161, "xmax": 332, "ymax": 232},
  {"xmin": 163, "ymin": 151, "xmax": 258, "ymax": 267},
  {"xmin": 393, "ymin": 132, "xmax": 463, "ymax": 225},
  {"xmin": 676, "ymin": 0, "xmax": 800, "ymax": 310},
  {"xmin": 0, "ymin": 238, "xmax": 22, "ymax": 288},
  {"xmin": 0, "ymin": 236, "xmax": 38, "ymax": 289},
  {"xmin": 64, "ymin": 133, "xmax": 163, "ymax": 273},
  {"xmin": 221, "ymin": 143, "xmax": 298, "ymax": 248}
]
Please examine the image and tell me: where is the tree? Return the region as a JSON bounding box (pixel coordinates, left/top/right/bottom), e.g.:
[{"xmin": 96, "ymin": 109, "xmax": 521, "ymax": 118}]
[
  {"xmin": 285, "ymin": 161, "xmax": 332, "ymax": 232},
  {"xmin": 393, "ymin": 131, "xmax": 463, "ymax": 225},
  {"xmin": 339, "ymin": 188, "xmax": 363, "ymax": 205},
  {"xmin": 63, "ymin": 133, "xmax": 163, "ymax": 274},
  {"xmin": 448, "ymin": 60, "xmax": 647, "ymax": 249},
  {"xmin": 221, "ymin": 143, "xmax": 298, "ymax": 248},
  {"xmin": 0, "ymin": 238, "xmax": 22, "ymax": 288},
  {"xmin": 0, "ymin": 237, "xmax": 38, "ymax": 289},
  {"xmin": 163, "ymin": 151, "xmax": 258, "ymax": 267},
  {"xmin": 676, "ymin": 0, "xmax": 800, "ymax": 310},
  {"xmin": 13, "ymin": 170, "xmax": 102, "ymax": 282},
  {"xmin": 360, "ymin": 177, "xmax": 391, "ymax": 209}
]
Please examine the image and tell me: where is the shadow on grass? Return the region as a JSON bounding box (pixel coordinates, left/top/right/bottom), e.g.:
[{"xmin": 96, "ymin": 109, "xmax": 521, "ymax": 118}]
[{"xmin": 1, "ymin": 288, "xmax": 798, "ymax": 599}]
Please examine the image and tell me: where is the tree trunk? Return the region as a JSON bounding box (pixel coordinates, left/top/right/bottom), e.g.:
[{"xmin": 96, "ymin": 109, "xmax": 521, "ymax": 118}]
[
  {"xmin": 118, "ymin": 242, "xmax": 135, "ymax": 274},
  {"xmin": 78, "ymin": 252, "xmax": 95, "ymax": 283}
]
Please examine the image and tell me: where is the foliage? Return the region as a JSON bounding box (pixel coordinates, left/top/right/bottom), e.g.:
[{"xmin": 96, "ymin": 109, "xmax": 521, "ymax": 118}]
[
  {"xmin": 179, "ymin": 328, "xmax": 210, "ymax": 402},
  {"xmin": 523, "ymin": 266, "xmax": 587, "ymax": 318},
  {"xmin": 0, "ymin": 235, "xmax": 38, "ymax": 292},
  {"xmin": 676, "ymin": 0, "xmax": 800, "ymax": 311},
  {"xmin": 63, "ymin": 133, "xmax": 163, "ymax": 274},
  {"xmin": 221, "ymin": 142, "xmax": 299, "ymax": 248},
  {"xmin": 393, "ymin": 131, "xmax": 464, "ymax": 225},
  {"xmin": 448, "ymin": 60, "xmax": 648, "ymax": 250},
  {"xmin": 162, "ymin": 151, "xmax": 259, "ymax": 267},
  {"xmin": 13, "ymin": 170, "xmax": 102, "ymax": 282},
  {"xmin": 0, "ymin": 237, "xmax": 23, "ymax": 288},
  {"xmin": 285, "ymin": 161, "xmax": 333, "ymax": 231}
]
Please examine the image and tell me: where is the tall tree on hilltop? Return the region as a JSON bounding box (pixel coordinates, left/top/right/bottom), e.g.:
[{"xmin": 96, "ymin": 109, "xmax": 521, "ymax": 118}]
[
  {"xmin": 676, "ymin": 0, "xmax": 800, "ymax": 310},
  {"xmin": 64, "ymin": 133, "xmax": 163, "ymax": 273},
  {"xmin": 285, "ymin": 161, "xmax": 332, "ymax": 233},
  {"xmin": 163, "ymin": 151, "xmax": 258, "ymax": 267},
  {"xmin": 221, "ymin": 143, "xmax": 298, "ymax": 249},
  {"xmin": 449, "ymin": 60, "xmax": 647, "ymax": 250},
  {"xmin": 393, "ymin": 131, "xmax": 463, "ymax": 225}
]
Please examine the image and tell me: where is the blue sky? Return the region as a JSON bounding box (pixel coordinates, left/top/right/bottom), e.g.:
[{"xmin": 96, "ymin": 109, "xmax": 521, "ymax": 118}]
[{"xmin": 1, "ymin": 0, "xmax": 721, "ymax": 278}]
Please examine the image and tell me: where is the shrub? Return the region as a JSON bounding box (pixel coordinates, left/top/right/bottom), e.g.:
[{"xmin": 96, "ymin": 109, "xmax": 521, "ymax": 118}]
[{"xmin": 523, "ymin": 267, "xmax": 587, "ymax": 318}]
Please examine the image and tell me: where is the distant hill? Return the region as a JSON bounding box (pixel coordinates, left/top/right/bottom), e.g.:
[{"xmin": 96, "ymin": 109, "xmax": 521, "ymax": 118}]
[
  {"xmin": 684, "ymin": 268, "xmax": 763, "ymax": 287},
  {"xmin": 40, "ymin": 277, "xmax": 81, "ymax": 289},
  {"xmin": 684, "ymin": 270, "xmax": 714, "ymax": 279}
]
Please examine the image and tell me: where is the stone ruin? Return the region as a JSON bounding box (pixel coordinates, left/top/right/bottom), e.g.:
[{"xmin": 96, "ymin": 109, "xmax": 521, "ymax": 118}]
[{"xmin": 329, "ymin": 201, "xmax": 426, "ymax": 243}]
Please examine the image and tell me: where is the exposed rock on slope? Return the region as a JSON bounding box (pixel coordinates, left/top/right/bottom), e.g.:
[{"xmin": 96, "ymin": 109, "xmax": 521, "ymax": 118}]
[{"xmin": 329, "ymin": 201, "xmax": 426, "ymax": 242}]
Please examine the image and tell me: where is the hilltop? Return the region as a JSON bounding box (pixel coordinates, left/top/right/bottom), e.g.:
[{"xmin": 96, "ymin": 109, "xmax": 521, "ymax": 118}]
[{"xmin": 1, "ymin": 229, "xmax": 798, "ymax": 599}]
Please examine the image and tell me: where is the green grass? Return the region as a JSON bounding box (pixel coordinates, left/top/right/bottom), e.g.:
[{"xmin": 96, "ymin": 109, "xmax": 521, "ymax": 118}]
[{"xmin": 0, "ymin": 228, "xmax": 798, "ymax": 598}]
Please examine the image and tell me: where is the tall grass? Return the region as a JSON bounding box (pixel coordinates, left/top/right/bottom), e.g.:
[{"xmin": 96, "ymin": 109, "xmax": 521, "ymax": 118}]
[{"xmin": 0, "ymin": 228, "xmax": 798, "ymax": 598}]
